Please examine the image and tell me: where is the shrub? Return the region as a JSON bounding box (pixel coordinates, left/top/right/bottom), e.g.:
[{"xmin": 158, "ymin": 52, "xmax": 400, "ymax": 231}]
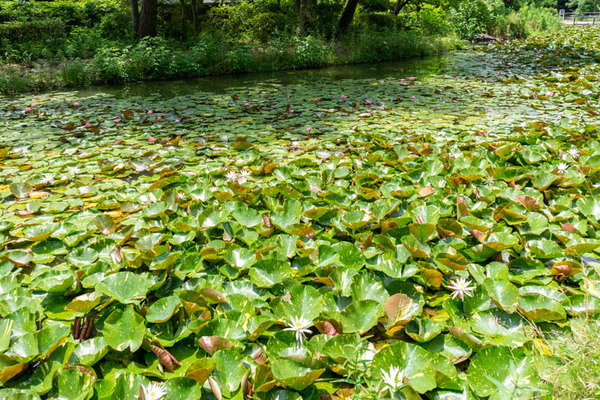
[
  {"xmin": 450, "ymin": 0, "xmax": 501, "ymax": 39},
  {"xmin": 354, "ymin": 12, "xmax": 402, "ymax": 32},
  {"xmin": 247, "ymin": 12, "xmax": 287, "ymax": 42},
  {"xmin": 0, "ymin": 19, "xmax": 66, "ymax": 44},
  {"xmin": 416, "ymin": 4, "xmax": 452, "ymax": 36}
]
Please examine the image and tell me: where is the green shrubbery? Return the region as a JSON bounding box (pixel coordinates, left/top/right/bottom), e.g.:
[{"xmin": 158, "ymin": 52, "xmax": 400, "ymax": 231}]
[{"xmin": 0, "ymin": 0, "xmax": 564, "ymax": 93}]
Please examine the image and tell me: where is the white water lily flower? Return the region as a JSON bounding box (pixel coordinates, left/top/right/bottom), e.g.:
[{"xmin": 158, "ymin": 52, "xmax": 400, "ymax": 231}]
[
  {"xmin": 237, "ymin": 169, "xmax": 251, "ymax": 183},
  {"xmin": 67, "ymin": 166, "xmax": 81, "ymax": 175},
  {"xmin": 225, "ymin": 171, "xmax": 238, "ymax": 181},
  {"xmin": 283, "ymin": 316, "xmax": 312, "ymax": 345},
  {"xmin": 448, "ymin": 277, "xmax": 476, "ymax": 300},
  {"xmin": 381, "ymin": 366, "xmax": 404, "ymax": 392},
  {"xmin": 566, "ymin": 148, "xmax": 580, "ymax": 158},
  {"xmin": 142, "ymin": 382, "xmax": 166, "ymax": 400},
  {"xmin": 557, "ymin": 163, "xmax": 569, "ymax": 174},
  {"xmin": 41, "ymin": 174, "xmax": 54, "ymax": 184},
  {"xmin": 290, "ymin": 140, "xmax": 300, "ymax": 148}
]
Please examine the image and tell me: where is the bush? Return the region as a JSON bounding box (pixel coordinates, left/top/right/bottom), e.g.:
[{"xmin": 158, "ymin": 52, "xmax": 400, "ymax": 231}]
[
  {"xmin": 354, "ymin": 12, "xmax": 403, "ymax": 32},
  {"xmin": 507, "ymin": 3, "xmax": 561, "ymax": 38},
  {"xmin": 99, "ymin": 9, "xmax": 134, "ymax": 42},
  {"xmin": 307, "ymin": 2, "xmax": 344, "ymax": 37},
  {"xmin": 0, "ymin": 19, "xmax": 66, "ymax": 44},
  {"xmin": 450, "ymin": 0, "xmax": 502, "ymax": 39},
  {"xmin": 416, "ymin": 4, "xmax": 452, "ymax": 36},
  {"xmin": 247, "ymin": 12, "xmax": 287, "ymax": 42}
]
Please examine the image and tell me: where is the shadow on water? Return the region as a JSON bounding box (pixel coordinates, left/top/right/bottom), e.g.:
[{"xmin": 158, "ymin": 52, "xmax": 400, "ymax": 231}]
[{"xmin": 76, "ymin": 56, "xmax": 449, "ymax": 99}]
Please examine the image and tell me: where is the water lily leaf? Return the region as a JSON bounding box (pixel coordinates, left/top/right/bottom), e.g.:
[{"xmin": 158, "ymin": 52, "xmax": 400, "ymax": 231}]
[
  {"xmin": 164, "ymin": 377, "xmax": 203, "ymax": 400},
  {"xmin": 271, "ymin": 199, "xmax": 302, "ymax": 230},
  {"xmin": 405, "ymin": 318, "xmax": 445, "ymax": 343},
  {"xmin": 23, "ymin": 223, "xmax": 58, "ymax": 242},
  {"xmin": 527, "ymin": 239, "xmax": 563, "ymax": 259},
  {"xmin": 102, "ymin": 305, "xmax": 145, "ymax": 352},
  {"xmin": 271, "ymin": 358, "xmax": 324, "ymax": 391},
  {"xmin": 146, "ymin": 296, "xmax": 181, "ymax": 323},
  {"xmin": 249, "ymin": 259, "xmax": 293, "ymax": 288},
  {"xmin": 185, "ymin": 358, "xmax": 215, "ymax": 385},
  {"xmin": 275, "ymin": 285, "xmax": 323, "ymax": 321},
  {"xmin": 9, "ymin": 182, "xmax": 33, "ymax": 199},
  {"xmin": 372, "ymin": 341, "xmax": 437, "ymax": 393},
  {"xmin": 468, "ymin": 347, "xmax": 537, "ymax": 398},
  {"xmin": 483, "ymin": 278, "xmax": 519, "ymax": 313},
  {"xmin": 212, "ymin": 349, "xmax": 249, "ymax": 394},
  {"xmin": 0, "ymin": 389, "xmax": 41, "ymax": 400},
  {"xmin": 95, "ymin": 272, "xmax": 150, "ymax": 304},
  {"xmin": 340, "ymin": 300, "xmax": 383, "ymax": 334},
  {"xmin": 1, "ymin": 250, "xmax": 32, "ymax": 267},
  {"xmin": 48, "ymin": 368, "xmax": 94, "ymax": 400}
]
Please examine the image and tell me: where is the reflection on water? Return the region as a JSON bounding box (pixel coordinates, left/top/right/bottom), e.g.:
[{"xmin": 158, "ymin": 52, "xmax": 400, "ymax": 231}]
[{"xmin": 77, "ymin": 56, "xmax": 449, "ymax": 99}]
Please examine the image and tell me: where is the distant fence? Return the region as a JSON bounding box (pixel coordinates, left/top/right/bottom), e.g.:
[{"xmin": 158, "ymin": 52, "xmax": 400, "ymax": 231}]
[{"xmin": 560, "ymin": 10, "xmax": 600, "ymax": 25}]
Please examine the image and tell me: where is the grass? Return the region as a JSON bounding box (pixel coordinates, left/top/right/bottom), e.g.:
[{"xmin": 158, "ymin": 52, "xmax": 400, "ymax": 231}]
[{"xmin": 536, "ymin": 317, "xmax": 600, "ymax": 399}]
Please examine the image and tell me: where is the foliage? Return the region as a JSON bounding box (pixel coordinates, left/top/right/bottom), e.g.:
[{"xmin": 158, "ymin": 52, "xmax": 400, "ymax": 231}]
[
  {"xmin": 506, "ymin": 3, "xmax": 562, "ymax": 38},
  {"xmin": 1, "ymin": 25, "xmax": 600, "ymax": 399},
  {"xmin": 537, "ymin": 318, "xmax": 600, "ymax": 399},
  {"xmin": 416, "ymin": 4, "xmax": 453, "ymax": 36},
  {"xmin": 449, "ymin": 0, "xmax": 507, "ymax": 39}
]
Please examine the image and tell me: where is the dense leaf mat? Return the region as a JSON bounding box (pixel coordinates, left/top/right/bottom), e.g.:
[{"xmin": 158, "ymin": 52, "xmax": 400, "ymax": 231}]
[{"xmin": 1, "ymin": 27, "xmax": 600, "ymax": 400}]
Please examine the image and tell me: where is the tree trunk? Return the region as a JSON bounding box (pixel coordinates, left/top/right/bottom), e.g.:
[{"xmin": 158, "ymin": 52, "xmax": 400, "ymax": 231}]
[
  {"xmin": 339, "ymin": 0, "xmax": 359, "ymax": 32},
  {"xmin": 130, "ymin": 0, "xmax": 140, "ymax": 37},
  {"xmin": 393, "ymin": 0, "xmax": 411, "ymax": 15},
  {"xmin": 138, "ymin": 0, "xmax": 158, "ymax": 38},
  {"xmin": 191, "ymin": 0, "xmax": 198, "ymax": 33}
]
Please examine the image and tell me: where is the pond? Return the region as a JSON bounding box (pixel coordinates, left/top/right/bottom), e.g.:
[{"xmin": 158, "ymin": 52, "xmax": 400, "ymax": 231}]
[{"xmin": 1, "ymin": 27, "xmax": 600, "ymax": 400}]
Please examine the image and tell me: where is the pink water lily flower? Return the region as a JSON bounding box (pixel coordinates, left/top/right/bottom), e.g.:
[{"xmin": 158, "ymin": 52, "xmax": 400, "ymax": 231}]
[
  {"xmin": 410, "ymin": 96, "xmax": 416, "ymax": 99},
  {"xmin": 486, "ymin": 109, "xmax": 492, "ymax": 113},
  {"xmin": 74, "ymin": 102, "xmax": 79, "ymax": 107},
  {"xmin": 24, "ymin": 107, "xmax": 31, "ymax": 112},
  {"xmin": 147, "ymin": 110, "xmax": 153, "ymax": 115},
  {"xmin": 340, "ymin": 95, "xmax": 346, "ymax": 100},
  {"xmin": 409, "ymin": 77, "xmax": 415, "ymax": 81},
  {"xmin": 148, "ymin": 136, "xmax": 156, "ymax": 142},
  {"xmin": 156, "ymin": 116, "xmax": 162, "ymax": 121},
  {"xmin": 400, "ymin": 79, "xmax": 405, "ymax": 83},
  {"xmin": 366, "ymin": 100, "xmax": 372, "ymax": 105},
  {"xmin": 85, "ymin": 122, "xmax": 91, "ymax": 127},
  {"xmin": 114, "ymin": 119, "xmax": 120, "ymax": 123},
  {"xmin": 244, "ymin": 102, "xmax": 249, "ymax": 107},
  {"xmin": 306, "ymin": 127, "xmax": 312, "ymax": 132},
  {"xmin": 175, "ymin": 119, "xmax": 181, "ymax": 123}
]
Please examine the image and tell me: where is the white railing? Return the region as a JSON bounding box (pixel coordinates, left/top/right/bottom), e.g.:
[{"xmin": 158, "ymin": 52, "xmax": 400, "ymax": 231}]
[{"xmin": 560, "ymin": 10, "xmax": 600, "ymax": 25}]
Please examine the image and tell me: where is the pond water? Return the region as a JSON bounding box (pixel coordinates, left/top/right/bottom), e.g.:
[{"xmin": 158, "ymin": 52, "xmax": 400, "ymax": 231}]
[{"xmin": 76, "ymin": 53, "xmax": 457, "ymax": 99}]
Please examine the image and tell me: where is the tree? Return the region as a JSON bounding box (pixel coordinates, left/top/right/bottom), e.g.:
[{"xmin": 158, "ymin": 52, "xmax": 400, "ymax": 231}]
[
  {"xmin": 130, "ymin": 0, "xmax": 140, "ymax": 36},
  {"xmin": 339, "ymin": 0, "xmax": 360, "ymax": 31},
  {"xmin": 135, "ymin": 0, "xmax": 158, "ymax": 38}
]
